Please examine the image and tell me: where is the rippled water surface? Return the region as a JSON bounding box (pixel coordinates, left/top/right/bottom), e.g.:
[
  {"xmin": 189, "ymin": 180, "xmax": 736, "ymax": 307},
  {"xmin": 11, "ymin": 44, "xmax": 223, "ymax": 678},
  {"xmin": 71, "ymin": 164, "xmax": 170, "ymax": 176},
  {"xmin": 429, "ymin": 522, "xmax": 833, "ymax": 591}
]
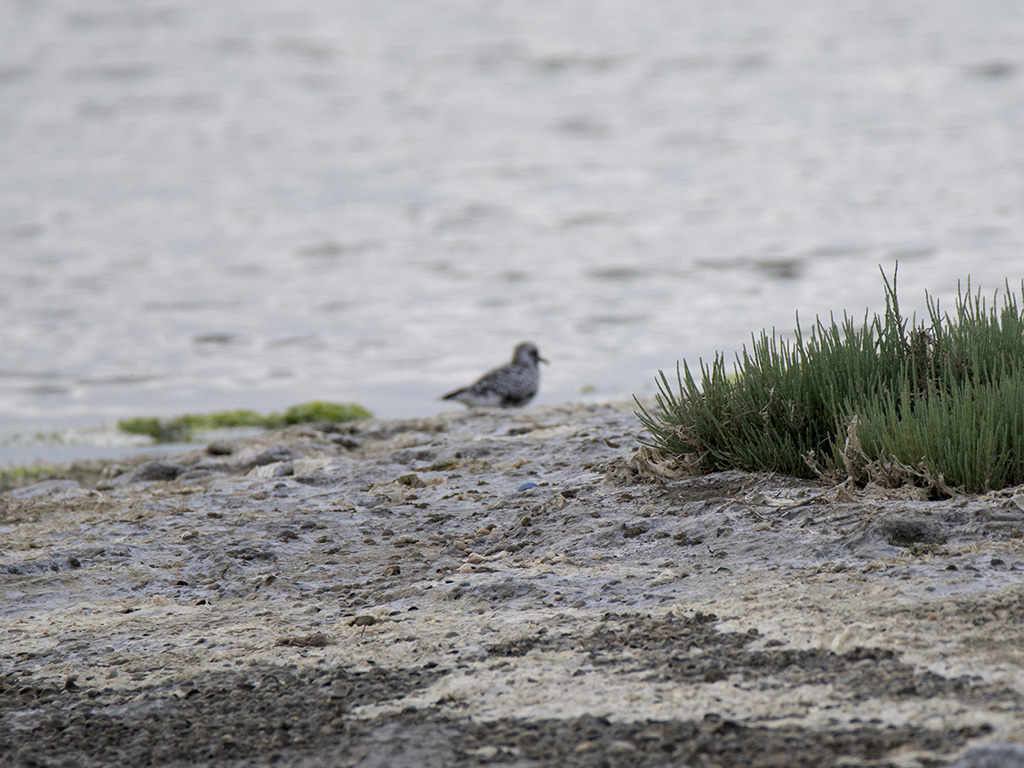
[{"xmin": 2, "ymin": 0, "xmax": 1024, "ymax": 462}]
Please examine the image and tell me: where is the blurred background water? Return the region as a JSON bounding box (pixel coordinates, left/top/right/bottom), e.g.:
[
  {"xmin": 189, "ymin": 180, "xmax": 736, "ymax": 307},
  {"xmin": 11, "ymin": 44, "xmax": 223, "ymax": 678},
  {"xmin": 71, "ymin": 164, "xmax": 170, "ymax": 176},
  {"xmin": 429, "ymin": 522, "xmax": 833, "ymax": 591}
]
[{"xmin": 2, "ymin": 0, "xmax": 1023, "ymax": 464}]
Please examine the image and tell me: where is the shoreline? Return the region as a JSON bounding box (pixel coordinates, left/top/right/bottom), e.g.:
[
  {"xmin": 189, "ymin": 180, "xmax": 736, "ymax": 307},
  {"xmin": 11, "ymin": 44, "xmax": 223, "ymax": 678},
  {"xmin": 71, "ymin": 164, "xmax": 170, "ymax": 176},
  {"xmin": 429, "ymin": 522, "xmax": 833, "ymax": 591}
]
[{"xmin": 2, "ymin": 401, "xmax": 1023, "ymax": 766}]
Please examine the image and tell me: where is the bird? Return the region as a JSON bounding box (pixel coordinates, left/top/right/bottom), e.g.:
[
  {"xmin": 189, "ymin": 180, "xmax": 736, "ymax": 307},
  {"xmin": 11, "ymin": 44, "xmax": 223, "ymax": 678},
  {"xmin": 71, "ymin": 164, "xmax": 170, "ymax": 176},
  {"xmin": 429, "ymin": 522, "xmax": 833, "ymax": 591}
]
[{"xmin": 442, "ymin": 342, "xmax": 548, "ymax": 408}]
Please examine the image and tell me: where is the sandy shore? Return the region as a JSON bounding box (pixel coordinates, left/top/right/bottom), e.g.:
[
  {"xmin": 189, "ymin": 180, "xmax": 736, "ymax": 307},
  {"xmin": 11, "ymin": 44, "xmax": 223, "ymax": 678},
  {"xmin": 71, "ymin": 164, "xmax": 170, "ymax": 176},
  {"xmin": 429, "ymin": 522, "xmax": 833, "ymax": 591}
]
[{"xmin": 2, "ymin": 401, "xmax": 1024, "ymax": 767}]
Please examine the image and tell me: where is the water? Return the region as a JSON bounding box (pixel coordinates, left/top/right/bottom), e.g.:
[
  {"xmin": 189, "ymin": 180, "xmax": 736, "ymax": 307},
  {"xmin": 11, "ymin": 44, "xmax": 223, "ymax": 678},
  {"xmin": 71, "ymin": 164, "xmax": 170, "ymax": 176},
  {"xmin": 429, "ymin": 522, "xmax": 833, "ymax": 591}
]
[{"xmin": 2, "ymin": 0, "xmax": 1024, "ymax": 464}]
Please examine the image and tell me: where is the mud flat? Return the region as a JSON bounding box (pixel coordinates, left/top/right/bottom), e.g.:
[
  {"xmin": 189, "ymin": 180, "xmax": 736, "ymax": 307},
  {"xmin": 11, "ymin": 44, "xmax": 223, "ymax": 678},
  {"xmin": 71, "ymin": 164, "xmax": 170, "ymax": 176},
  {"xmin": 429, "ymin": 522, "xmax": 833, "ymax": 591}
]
[{"xmin": 3, "ymin": 401, "xmax": 1024, "ymax": 767}]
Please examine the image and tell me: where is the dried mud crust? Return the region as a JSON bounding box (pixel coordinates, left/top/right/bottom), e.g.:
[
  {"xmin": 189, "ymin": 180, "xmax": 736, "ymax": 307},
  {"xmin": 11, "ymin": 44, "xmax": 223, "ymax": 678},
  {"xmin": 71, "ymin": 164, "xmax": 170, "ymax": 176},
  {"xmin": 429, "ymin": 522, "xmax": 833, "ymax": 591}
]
[
  {"xmin": 3, "ymin": 402, "xmax": 1024, "ymax": 767},
  {"xmin": 0, "ymin": 614, "xmax": 988, "ymax": 768},
  {"xmin": 575, "ymin": 612, "xmax": 1021, "ymax": 706},
  {"xmin": 0, "ymin": 705, "xmax": 983, "ymax": 768}
]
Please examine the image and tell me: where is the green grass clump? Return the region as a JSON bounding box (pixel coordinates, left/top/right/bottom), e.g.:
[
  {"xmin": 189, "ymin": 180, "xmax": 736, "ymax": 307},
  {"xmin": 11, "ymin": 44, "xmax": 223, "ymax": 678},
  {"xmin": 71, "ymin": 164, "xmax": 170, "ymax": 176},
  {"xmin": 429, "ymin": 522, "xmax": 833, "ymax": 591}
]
[
  {"xmin": 637, "ymin": 268, "xmax": 1024, "ymax": 494},
  {"xmin": 118, "ymin": 401, "xmax": 371, "ymax": 443}
]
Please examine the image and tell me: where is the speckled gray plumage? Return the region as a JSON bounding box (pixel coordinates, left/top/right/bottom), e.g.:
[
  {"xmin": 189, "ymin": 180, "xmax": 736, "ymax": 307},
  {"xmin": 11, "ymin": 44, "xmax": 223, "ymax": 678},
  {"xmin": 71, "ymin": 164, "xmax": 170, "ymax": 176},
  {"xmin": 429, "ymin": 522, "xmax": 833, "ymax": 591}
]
[{"xmin": 442, "ymin": 342, "xmax": 548, "ymax": 408}]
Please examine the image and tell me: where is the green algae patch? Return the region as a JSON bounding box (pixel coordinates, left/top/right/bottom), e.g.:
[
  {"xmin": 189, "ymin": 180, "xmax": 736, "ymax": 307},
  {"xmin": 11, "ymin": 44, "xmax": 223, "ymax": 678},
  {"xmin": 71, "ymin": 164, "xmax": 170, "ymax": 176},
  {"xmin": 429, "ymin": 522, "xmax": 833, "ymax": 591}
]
[
  {"xmin": 277, "ymin": 401, "xmax": 371, "ymax": 426},
  {"xmin": 0, "ymin": 460, "xmax": 113, "ymax": 494},
  {"xmin": 119, "ymin": 410, "xmax": 267, "ymax": 442},
  {"xmin": 118, "ymin": 402, "xmax": 371, "ymax": 443},
  {"xmin": 0, "ymin": 464, "xmax": 68, "ymax": 493}
]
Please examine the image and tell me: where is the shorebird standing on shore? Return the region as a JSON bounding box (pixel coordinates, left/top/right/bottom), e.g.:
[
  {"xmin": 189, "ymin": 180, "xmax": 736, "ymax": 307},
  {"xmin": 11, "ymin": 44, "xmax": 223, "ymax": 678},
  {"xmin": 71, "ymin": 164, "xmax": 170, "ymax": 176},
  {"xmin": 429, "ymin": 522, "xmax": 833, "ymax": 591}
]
[{"xmin": 442, "ymin": 342, "xmax": 548, "ymax": 408}]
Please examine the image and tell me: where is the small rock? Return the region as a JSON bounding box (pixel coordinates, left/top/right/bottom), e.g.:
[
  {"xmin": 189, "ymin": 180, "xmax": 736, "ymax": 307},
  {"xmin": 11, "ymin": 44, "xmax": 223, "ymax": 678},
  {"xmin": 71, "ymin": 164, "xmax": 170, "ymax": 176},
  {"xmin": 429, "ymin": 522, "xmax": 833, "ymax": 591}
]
[
  {"xmin": 250, "ymin": 446, "xmax": 298, "ymax": 467},
  {"xmin": 226, "ymin": 545, "xmax": 277, "ymax": 561},
  {"xmin": 607, "ymin": 740, "xmax": 638, "ymax": 755},
  {"xmin": 207, "ymin": 440, "xmax": 235, "ymax": 456},
  {"xmin": 651, "ymin": 568, "xmax": 684, "ymax": 585},
  {"xmin": 6, "ymin": 479, "xmax": 82, "ymax": 499},
  {"xmin": 254, "ymin": 461, "xmax": 294, "ymax": 478},
  {"xmin": 275, "ymin": 632, "xmax": 330, "ymax": 648},
  {"xmin": 129, "ymin": 461, "xmax": 186, "ymax": 483},
  {"xmin": 176, "ymin": 469, "xmax": 215, "ymax": 483},
  {"xmin": 622, "ymin": 523, "xmax": 648, "ymax": 539},
  {"xmin": 461, "ymin": 644, "xmax": 489, "ymax": 662},
  {"xmin": 233, "ymin": 675, "xmax": 254, "ymax": 691},
  {"xmin": 330, "ymin": 434, "xmax": 359, "ymax": 449}
]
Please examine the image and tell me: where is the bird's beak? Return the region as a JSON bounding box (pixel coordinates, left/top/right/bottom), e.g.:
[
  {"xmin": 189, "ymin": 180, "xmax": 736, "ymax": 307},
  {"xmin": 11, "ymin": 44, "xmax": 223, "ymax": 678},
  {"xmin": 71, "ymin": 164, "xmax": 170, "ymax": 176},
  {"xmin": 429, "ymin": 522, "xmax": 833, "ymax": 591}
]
[{"xmin": 539, "ymin": 355, "xmax": 550, "ymax": 365}]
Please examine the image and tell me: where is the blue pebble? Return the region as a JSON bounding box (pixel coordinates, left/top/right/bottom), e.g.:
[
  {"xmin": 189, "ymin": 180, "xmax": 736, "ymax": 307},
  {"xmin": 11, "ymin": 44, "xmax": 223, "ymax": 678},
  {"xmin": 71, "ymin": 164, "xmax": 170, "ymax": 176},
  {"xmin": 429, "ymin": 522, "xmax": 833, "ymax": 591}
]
[{"xmin": 517, "ymin": 482, "xmax": 539, "ymax": 491}]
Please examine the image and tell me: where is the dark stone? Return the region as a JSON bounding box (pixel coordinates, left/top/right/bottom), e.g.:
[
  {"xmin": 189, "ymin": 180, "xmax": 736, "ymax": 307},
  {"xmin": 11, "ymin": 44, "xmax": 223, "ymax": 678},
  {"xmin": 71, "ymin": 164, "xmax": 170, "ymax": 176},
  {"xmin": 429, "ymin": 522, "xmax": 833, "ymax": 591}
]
[
  {"xmin": 878, "ymin": 514, "xmax": 944, "ymax": 547},
  {"xmin": 129, "ymin": 461, "xmax": 186, "ymax": 483},
  {"xmin": 251, "ymin": 446, "xmax": 298, "ymax": 466}
]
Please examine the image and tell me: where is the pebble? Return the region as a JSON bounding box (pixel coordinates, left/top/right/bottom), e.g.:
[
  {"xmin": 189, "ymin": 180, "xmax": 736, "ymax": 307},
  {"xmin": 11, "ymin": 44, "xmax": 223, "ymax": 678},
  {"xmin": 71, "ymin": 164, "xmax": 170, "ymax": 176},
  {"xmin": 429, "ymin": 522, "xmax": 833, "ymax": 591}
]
[
  {"xmin": 129, "ymin": 461, "xmax": 186, "ymax": 483},
  {"xmin": 206, "ymin": 440, "xmax": 235, "ymax": 456},
  {"xmin": 461, "ymin": 644, "xmax": 489, "ymax": 662},
  {"xmin": 250, "ymin": 446, "xmax": 298, "ymax": 467},
  {"xmin": 253, "ymin": 461, "xmax": 294, "ymax": 478},
  {"xmin": 607, "ymin": 740, "xmax": 638, "ymax": 755},
  {"xmin": 651, "ymin": 568, "xmax": 682, "ymax": 585},
  {"xmin": 6, "ymin": 479, "xmax": 83, "ymax": 499}
]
